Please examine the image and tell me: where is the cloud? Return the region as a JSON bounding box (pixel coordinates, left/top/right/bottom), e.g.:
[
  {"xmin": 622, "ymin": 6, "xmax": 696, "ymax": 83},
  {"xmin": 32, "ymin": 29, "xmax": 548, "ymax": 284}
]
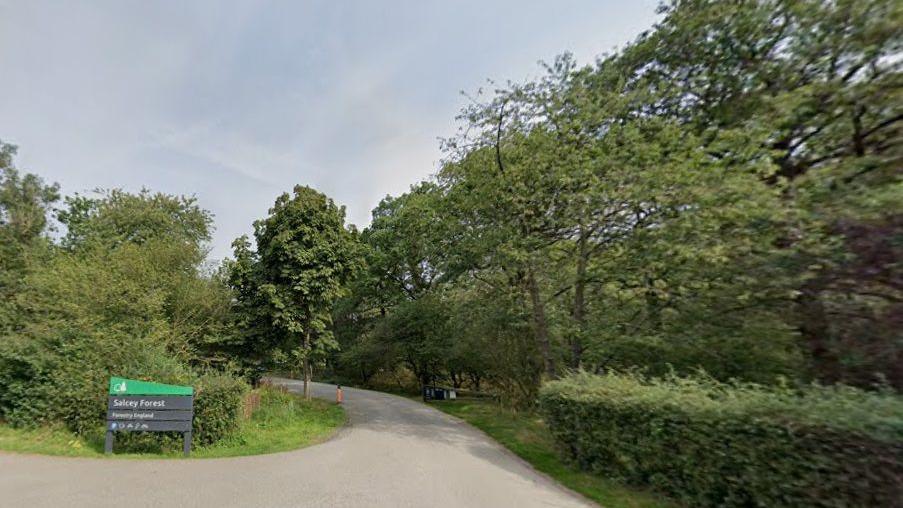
[
  {"xmin": 0, "ymin": 0, "xmax": 660, "ymax": 261},
  {"xmin": 148, "ymin": 121, "xmax": 298, "ymax": 188}
]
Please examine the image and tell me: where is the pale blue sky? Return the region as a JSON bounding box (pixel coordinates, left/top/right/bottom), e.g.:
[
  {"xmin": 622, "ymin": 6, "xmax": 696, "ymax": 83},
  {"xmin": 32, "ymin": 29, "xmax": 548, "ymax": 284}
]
[{"xmin": 0, "ymin": 1, "xmax": 660, "ymax": 260}]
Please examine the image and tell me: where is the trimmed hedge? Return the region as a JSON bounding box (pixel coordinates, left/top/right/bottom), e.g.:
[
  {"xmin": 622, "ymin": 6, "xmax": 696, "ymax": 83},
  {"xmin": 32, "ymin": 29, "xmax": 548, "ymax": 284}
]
[{"xmin": 539, "ymin": 372, "xmax": 903, "ymax": 507}]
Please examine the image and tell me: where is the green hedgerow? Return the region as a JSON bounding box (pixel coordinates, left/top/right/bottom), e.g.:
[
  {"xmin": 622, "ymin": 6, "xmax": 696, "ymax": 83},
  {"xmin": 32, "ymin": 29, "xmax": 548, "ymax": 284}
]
[{"xmin": 539, "ymin": 372, "xmax": 903, "ymax": 507}]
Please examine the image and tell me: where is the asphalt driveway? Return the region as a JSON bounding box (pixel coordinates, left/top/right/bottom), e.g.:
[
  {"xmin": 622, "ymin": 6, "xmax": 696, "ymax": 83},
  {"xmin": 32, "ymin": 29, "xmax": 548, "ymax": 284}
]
[{"xmin": 0, "ymin": 380, "xmax": 594, "ymax": 508}]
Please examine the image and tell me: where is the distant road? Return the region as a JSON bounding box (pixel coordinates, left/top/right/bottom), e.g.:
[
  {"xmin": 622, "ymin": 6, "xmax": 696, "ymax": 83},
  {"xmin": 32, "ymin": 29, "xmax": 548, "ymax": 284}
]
[{"xmin": 0, "ymin": 380, "xmax": 595, "ymax": 507}]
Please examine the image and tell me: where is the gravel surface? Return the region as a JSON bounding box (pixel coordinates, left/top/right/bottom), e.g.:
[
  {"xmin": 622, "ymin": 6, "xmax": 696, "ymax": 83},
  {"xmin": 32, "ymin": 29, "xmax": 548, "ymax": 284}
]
[{"xmin": 0, "ymin": 380, "xmax": 595, "ymax": 508}]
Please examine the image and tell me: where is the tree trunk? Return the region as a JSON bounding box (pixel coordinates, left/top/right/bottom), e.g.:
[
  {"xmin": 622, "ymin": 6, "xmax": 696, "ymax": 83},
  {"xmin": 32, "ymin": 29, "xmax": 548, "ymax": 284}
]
[
  {"xmin": 303, "ymin": 330, "xmax": 312, "ymax": 401},
  {"xmin": 645, "ymin": 276, "xmax": 661, "ymax": 331},
  {"xmin": 570, "ymin": 232, "xmax": 588, "ymax": 369},
  {"xmin": 407, "ymin": 355, "xmax": 427, "ymax": 390},
  {"xmin": 468, "ymin": 373, "xmax": 482, "ymax": 391},
  {"xmin": 527, "ymin": 268, "xmax": 556, "ymax": 378},
  {"xmin": 798, "ymin": 282, "xmax": 838, "ymax": 384}
]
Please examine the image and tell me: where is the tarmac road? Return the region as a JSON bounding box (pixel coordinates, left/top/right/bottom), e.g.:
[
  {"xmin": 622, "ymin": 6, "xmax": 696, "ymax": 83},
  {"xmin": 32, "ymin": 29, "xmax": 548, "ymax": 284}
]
[{"xmin": 0, "ymin": 380, "xmax": 595, "ymax": 508}]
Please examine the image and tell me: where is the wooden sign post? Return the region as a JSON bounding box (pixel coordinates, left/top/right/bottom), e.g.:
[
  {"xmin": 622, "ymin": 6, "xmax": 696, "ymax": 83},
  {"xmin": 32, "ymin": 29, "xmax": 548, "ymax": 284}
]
[{"xmin": 105, "ymin": 377, "xmax": 194, "ymax": 456}]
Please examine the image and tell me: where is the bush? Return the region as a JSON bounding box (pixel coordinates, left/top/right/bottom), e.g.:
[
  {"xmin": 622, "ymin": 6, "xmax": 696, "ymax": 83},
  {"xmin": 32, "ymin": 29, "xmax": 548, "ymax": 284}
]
[
  {"xmin": 0, "ymin": 330, "xmax": 193, "ymax": 435},
  {"xmin": 539, "ymin": 372, "xmax": 903, "ymax": 507},
  {"xmin": 0, "ymin": 224, "xmax": 250, "ymax": 450},
  {"xmin": 0, "ymin": 332, "xmax": 248, "ymax": 448},
  {"xmin": 0, "ymin": 238, "xmax": 199, "ymax": 432},
  {"xmin": 192, "ymin": 372, "xmax": 248, "ymax": 446}
]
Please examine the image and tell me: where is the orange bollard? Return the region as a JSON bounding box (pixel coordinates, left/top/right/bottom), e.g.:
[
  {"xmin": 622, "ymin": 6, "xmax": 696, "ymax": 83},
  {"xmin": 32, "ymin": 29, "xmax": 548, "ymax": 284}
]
[{"xmin": 336, "ymin": 385, "xmax": 343, "ymax": 404}]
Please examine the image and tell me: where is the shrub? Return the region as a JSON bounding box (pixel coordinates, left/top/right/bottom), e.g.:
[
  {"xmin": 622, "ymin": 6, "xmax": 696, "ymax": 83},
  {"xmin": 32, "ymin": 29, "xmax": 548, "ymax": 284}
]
[
  {"xmin": 0, "ymin": 225, "xmax": 250, "ymax": 449},
  {"xmin": 0, "ymin": 330, "xmax": 193, "ymax": 435},
  {"xmin": 539, "ymin": 372, "xmax": 903, "ymax": 507},
  {"xmin": 192, "ymin": 372, "xmax": 248, "ymax": 446},
  {"xmin": 0, "ymin": 238, "xmax": 199, "ymax": 433}
]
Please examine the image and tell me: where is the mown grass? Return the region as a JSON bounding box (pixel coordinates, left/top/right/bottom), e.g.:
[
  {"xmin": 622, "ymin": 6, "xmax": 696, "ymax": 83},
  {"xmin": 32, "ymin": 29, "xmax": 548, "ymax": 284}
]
[
  {"xmin": 430, "ymin": 399, "xmax": 674, "ymax": 508},
  {"xmin": 0, "ymin": 388, "xmax": 345, "ymax": 459}
]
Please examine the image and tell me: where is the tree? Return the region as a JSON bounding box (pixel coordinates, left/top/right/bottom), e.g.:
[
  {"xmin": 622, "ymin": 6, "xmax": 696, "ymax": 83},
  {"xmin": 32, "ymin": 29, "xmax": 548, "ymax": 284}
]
[
  {"xmin": 57, "ymin": 188, "xmax": 212, "ymax": 252},
  {"xmin": 329, "ymin": 183, "xmax": 458, "ymax": 389},
  {"xmin": 365, "ymin": 183, "xmax": 447, "ymax": 303},
  {"xmin": 1, "ymin": 186, "xmax": 224, "ymax": 434},
  {"xmin": 0, "ymin": 141, "xmax": 59, "ymax": 333},
  {"xmin": 220, "ymin": 235, "xmax": 278, "ymax": 383},
  {"xmin": 590, "ymin": 0, "xmax": 902, "ymax": 387},
  {"xmin": 329, "ymin": 0, "xmax": 901, "ymax": 395},
  {"xmin": 244, "ymin": 186, "xmax": 358, "ymax": 399}
]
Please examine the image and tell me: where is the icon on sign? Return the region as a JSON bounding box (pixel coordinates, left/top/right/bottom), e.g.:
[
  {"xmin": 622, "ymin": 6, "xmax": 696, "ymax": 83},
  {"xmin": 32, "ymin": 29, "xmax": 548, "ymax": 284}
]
[
  {"xmin": 110, "ymin": 422, "xmax": 117, "ymax": 429},
  {"xmin": 113, "ymin": 381, "xmax": 127, "ymax": 393}
]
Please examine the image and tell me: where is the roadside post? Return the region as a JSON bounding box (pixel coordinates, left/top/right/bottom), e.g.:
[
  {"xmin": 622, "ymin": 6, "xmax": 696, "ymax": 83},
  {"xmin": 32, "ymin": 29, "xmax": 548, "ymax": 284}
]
[
  {"xmin": 105, "ymin": 377, "xmax": 194, "ymax": 456},
  {"xmin": 336, "ymin": 385, "xmax": 343, "ymax": 404}
]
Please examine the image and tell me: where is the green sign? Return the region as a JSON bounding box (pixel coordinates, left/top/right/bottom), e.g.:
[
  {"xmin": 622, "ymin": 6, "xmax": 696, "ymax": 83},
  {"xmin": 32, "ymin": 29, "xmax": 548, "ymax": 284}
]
[{"xmin": 108, "ymin": 377, "xmax": 193, "ymax": 396}]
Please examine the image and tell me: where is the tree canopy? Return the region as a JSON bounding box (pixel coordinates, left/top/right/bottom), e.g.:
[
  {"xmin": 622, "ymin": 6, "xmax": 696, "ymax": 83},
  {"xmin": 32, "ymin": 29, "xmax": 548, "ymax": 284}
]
[
  {"xmin": 1, "ymin": 0, "xmax": 899, "ymax": 422},
  {"xmin": 328, "ymin": 0, "xmax": 901, "ymax": 404},
  {"xmin": 226, "ymin": 185, "xmax": 358, "ymax": 397}
]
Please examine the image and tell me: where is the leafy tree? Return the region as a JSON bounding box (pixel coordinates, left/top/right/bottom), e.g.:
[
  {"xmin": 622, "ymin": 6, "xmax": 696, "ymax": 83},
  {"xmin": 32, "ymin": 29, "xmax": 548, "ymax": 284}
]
[
  {"xmin": 0, "ymin": 186, "xmax": 229, "ymax": 435},
  {"xmin": 446, "ymin": 280, "xmax": 540, "ymax": 403},
  {"xmin": 54, "ymin": 189, "xmax": 225, "ymax": 358},
  {"xmin": 331, "ymin": 0, "xmax": 901, "ymax": 398},
  {"xmin": 0, "ymin": 141, "xmax": 59, "ymax": 333},
  {"xmin": 365, "ymin": 183, "xmax": 448, "ymax": 303},
  {"xmin": 329, "ymin": 184, "xmax": 459, "ymax": 389},
  {"xmin": 219, "ymin": 235, "xmax": 278, "ymax": 383},
  {"xmin": 57, "ymin": 188, "xmax": 212, "ymax": 253},
  {"xmin": 592, "ymin": 0, "xmax": 902, "ymax": 387},
  {"xmin": 235, "ymin": 186, "xmax": 358, "ymax": 399}
]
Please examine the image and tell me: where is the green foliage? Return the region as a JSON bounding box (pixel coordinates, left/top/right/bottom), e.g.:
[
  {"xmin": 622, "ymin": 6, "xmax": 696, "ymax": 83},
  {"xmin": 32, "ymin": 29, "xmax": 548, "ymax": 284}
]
[
  {"xmin": 227, "ymin": 186, "xmax": 359, "ymax": 392},
  {"xmin": 192, "ymin": 372, "xmax": 248, "ymax": 446},
  {"xmin": 333, "ymin": 0, "xmax": 901, "ymax": 397},
  {"xmin": 0, "ymin": 240, "xmax": 199, "ymax": 433},
  {"xmin": 57, "ymin": 188, "xmax": 212, "ymax": 251},
  {"xmin": 445, "ymin": 282, "xmax": 541, "ymax": 405},
  {"xmin": 597, "ymin": 0, "xmax": 903, "ymax": 387},
  {"xmin": 365, "ymin": 183, "xmax": 447, "ymax": 303},
  {"xmin": 0, "ymin": 141, "xmax": 59, "ymax": 333},
  {"xmin": 331, "ymin": 185, "xmax": 452, "ymax": 384},
  {"xmin": 193, "ymin": 386, "xmax": 345, "ymax": 458},
  {"xmin": 371, "ymin": 293, "xmax": 452, "ymax": 386},
  {"xmin": 540, "ymin": 373, "xmax": 903, "ymax": 507},
  {"xmin": 0, "ymin": 184, "xmax": 239, "ymax": 446},
  {"xmin": 0, "ymin": 142, "xmax": 59, "ymax": 247}
]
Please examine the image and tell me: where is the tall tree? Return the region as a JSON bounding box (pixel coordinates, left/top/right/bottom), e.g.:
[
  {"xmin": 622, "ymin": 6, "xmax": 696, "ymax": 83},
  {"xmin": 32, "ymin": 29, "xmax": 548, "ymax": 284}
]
[
  {"xmin": 330, "ymin": 0, "xmax": 901, "ymax": 395},
  {"xmin": 247, "ymin": 186, "xmax": 358, "ymax": 399},
  {"xmin": 590, "ymin": 0, "xmax": 902, "ymax": 387},
  {"xmin": 57, "ymin": 189, "xmax": 212, "ymax": 252},
  {"xmin": 0, "ymin": 141, "xmax": 59, "ymax": 333},
  {"xmin": 2, "ymin": 186, "xmax": 224, "ymax": 433}
]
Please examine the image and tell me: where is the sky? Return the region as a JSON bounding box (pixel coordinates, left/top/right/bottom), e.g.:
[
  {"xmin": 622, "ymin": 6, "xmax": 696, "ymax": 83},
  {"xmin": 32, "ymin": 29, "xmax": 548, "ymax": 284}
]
[{"xmin": 0, "ymin": 1, "xmax": 660, "ymax": 261}]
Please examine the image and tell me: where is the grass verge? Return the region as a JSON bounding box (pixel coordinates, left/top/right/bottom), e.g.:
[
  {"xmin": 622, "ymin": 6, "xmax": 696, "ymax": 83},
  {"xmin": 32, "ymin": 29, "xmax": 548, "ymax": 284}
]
[
  {"xmin": 430, "ymin": 399, "xmax": 674, "ymax": 508},
  {"xmin": 0, "ymin": 387, "xmax": 345, "ymax": 459}
]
